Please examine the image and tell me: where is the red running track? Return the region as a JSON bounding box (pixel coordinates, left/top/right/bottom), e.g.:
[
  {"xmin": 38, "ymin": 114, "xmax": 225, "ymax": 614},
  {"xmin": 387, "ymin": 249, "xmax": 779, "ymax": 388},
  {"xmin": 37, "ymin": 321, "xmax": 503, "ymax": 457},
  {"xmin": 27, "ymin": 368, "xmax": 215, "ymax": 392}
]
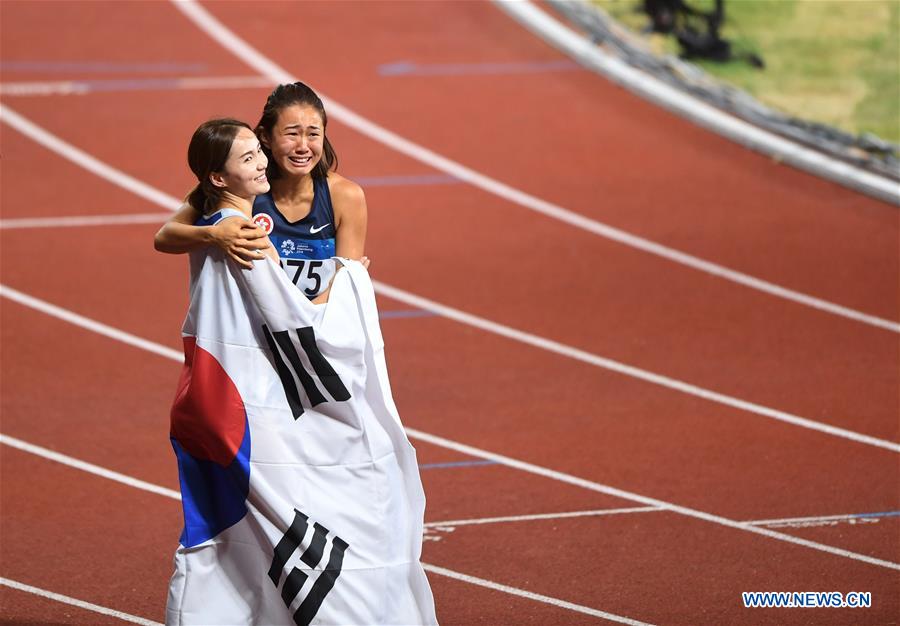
[{"xmin": 1, "ymin": 1, "xmax": 897, "ymax": 624}]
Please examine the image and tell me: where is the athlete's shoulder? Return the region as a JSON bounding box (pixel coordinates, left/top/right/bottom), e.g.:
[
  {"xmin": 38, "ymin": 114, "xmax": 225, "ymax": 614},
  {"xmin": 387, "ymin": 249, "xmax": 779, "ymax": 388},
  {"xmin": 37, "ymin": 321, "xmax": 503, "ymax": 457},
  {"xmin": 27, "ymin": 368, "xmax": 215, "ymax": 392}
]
[{"xmin": 326, "ymin": 172, "xmax": 365, "ymax": 206}]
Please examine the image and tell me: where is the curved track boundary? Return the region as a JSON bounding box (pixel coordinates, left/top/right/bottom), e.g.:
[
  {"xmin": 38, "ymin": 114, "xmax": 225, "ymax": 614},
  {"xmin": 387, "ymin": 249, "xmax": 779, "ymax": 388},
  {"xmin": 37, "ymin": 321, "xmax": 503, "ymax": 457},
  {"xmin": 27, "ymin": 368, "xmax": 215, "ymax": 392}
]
[
  {"xmin": 493, "ymin": 0, "xmax": 900, "ymax": 206},
  {"xmin": 163, "ymin": 1, "xmax": 899, "ymax": 334},
  {"xmin": 2, "ymin": 289, "xmax": 897, "ymax": 572}
]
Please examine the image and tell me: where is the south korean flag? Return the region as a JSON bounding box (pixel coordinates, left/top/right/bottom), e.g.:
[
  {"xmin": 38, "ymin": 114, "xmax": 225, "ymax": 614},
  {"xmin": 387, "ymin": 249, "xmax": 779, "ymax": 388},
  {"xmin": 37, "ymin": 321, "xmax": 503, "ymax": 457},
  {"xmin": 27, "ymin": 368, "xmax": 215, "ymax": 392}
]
[{"xmin": 166, "ymin": 208, "xmax": 437, "ymax": 626}]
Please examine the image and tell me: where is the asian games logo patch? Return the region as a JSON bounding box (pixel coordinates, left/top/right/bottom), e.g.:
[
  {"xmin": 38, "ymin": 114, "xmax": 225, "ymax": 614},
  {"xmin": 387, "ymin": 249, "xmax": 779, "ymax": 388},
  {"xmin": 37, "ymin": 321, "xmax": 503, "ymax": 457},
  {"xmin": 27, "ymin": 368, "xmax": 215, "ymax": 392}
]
[
  {"xmin": 280, "ymin": 239, "xmax": 297, "ymax": 255},
  {"xmin": 253, "ymin": 213, "xmax": 274, "ymax": 235}
]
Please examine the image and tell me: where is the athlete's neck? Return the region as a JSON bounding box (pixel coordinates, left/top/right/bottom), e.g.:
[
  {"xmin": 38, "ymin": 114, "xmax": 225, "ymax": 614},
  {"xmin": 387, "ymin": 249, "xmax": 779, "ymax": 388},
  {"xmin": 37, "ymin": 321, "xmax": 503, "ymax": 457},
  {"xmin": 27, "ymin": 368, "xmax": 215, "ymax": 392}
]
[
  {"xmin": 272, "ymin": 173, "xmax": 314, "ymax": 203},
  {"xmin": 216, "ymin": 191, "xmax": 254, "ymax": 218}
]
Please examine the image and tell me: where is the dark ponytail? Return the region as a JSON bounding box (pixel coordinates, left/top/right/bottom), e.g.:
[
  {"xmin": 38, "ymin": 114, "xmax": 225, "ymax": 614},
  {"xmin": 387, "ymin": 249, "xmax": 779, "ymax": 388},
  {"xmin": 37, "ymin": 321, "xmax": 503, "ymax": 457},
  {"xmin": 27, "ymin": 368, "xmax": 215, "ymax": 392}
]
[
  {"xmin": 186, "ymin": 118, "xmax": 253, "ymax": 215},
  {"xmin": 255, "ymin": 82, "xmax": 337, "ymax": 181}
]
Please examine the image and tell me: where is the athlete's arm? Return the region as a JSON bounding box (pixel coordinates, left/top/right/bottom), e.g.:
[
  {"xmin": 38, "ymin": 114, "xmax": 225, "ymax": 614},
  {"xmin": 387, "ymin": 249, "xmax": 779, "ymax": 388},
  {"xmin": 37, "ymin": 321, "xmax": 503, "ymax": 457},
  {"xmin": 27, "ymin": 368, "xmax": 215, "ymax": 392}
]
[
  {"xmin": 154, "ymin": 202, "xmax": 270, "ymax": 269},
  {"xmin": 330, "ymin": 176, "xmax": 367, "ymax": 261}
]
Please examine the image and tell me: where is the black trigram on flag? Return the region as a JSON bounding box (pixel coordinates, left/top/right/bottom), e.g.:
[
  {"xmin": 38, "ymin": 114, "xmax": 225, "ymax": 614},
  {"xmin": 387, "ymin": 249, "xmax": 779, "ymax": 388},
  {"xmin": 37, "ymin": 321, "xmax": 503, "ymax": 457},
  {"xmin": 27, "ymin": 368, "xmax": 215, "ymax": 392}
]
[
  {"xmin": 262, "ymin": 324, "xmax": 351, "ymax": 419},
  {"xmin": 269, "ymin": 509, "xmax": 350, "ymax": 626}
]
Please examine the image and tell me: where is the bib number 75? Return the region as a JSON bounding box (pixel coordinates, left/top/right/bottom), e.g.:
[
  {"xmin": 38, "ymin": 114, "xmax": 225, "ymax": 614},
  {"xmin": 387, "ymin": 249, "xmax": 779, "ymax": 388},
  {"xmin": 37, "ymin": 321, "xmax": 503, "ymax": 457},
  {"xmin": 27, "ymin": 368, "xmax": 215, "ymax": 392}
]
[{"xmin": 285, "ymin": 260, "xmax": 323, "ymax": 296}]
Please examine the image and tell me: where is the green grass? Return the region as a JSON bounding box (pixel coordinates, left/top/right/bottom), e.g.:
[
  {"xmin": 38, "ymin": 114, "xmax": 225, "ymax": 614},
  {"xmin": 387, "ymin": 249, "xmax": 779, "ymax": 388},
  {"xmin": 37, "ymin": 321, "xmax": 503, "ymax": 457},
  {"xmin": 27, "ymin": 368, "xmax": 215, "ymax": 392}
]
[{"xmin": 593, "ymin": 0, "xmax": 900, "ymax": 143}]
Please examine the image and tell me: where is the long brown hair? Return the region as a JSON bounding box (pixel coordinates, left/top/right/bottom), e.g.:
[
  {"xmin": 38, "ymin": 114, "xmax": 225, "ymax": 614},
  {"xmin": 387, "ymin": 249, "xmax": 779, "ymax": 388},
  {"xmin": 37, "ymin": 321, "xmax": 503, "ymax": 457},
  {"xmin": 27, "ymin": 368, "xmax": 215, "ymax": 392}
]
[
  {"xmin": 186, "ymin": 118, "xmax": 253, "ymax": 215},
  {"xmin": 255, "ymin": 82, "xmax": 337, "ymax": 181}
]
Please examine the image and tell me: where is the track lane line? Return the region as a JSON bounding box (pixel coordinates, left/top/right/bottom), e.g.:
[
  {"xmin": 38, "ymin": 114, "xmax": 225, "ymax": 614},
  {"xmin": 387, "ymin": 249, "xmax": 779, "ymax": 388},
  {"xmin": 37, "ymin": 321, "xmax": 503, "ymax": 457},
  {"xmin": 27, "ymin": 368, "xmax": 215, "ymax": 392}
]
[
  {"xmin": 167, "ymin": 0, "xmax": 899, "ymax": 334},
  {"xmin": 3, "ymin": 253, "xmax": 897, "ymax": 453},
  {"xmin": 9, "ymin": 425, "xmax": 894, "ymax": 534},
  {"xmin": 0, "ymin": 212, "xmax": 173, "ymax": 229},
  {"xmin": 0, "ymin": 434, "xmax": 181, "ymax": 500},
  {"xmin": 0, "ymin": 111, "xmax": 894, "ymax": 451},
  {"xmin": 421, "ymin": 564, "xmax": 652, "ymax": 625},
  {"xmin": 0, "ymin": 577, "xmax": 163, "ymax": 626},
  {"xmin": 0, "ymin": 104, "xmax": 181, "ymax": 211},
  {"xmin": 425, "ymin": 507, "xmax": 662, "ymax": 528},
  {"xmin": 0, "ymin": 436, "xmax": 645, "ymax": 624},
  {"xmin": 0, "ymin": 285, "xmax": 183, "ymax": 361},
  {"xmin": 371, "ymin": 282, "xmax": 900, "ymax": 453},
  {"xmin": 0, "ymin": 299, "xmax": 897, "ymax": 572},
  {"xmin": 0, "ymin": 75, "xmax": 274, "ymax": 96}
]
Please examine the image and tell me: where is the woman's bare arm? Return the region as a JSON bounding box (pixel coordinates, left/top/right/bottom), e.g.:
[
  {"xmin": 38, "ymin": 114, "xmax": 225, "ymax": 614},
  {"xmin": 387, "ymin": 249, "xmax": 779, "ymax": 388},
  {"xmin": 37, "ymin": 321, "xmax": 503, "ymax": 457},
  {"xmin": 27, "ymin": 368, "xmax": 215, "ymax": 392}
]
[
  {"xmin": 154, "ymin": 203, "xmax": 271, "ymax": 269},
  {"xmin": 331, "ymin": 176, "xmax": 367, "ymax": 260}
]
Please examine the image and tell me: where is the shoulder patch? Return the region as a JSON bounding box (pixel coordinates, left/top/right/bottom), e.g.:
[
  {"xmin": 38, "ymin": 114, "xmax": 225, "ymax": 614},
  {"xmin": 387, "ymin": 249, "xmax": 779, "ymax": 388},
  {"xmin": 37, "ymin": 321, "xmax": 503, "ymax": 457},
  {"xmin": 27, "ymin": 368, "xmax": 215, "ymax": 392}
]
[{"xmin": 253, "ymin": 213, "xmax": 274, "ymax": 234}]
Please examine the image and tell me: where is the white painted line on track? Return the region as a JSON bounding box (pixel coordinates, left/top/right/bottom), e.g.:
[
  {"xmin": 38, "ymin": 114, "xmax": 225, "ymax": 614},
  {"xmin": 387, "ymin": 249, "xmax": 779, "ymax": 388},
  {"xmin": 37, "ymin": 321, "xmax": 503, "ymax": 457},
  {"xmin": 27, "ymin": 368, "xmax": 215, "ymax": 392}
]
[
  {"xmin": 494, "ymin": 0, "xmax": 900, "ymax": 206},
  {"xmin": 0, "ymin": 104, "xmax": 182, "ymax": 211},
  {"xmin": 425, "ymin": 506, "xmax": 662, "ymax": 528},
  {"xmin": 169, "ymin": 0, "xmax": 900, "ymax": 334},
  {"xmin": 3, "ymin": 213, "xmax": 898, "ymax": 454},
  {"xmin": 0, "ymin": 109, "xmax": 894, "ymax": 452},
  {"xmin": 0, "ymin": 434, "xmax": 182, "ymax": 500},
  {"xmin": 0, "ymin": 577, "xmax": 163, "ymax": 626},
  {"xmin": 0, "ymin": 212, "xmax": 173, "ymax": 229},
  {"xmin": 404, "ymin": 428, "xmax": 900, "ymax": 571},
  {"xmin": 747, "ymin": 511, "xmax": 900, "ymax": 527},
  {"xmin": 0, "ymin": 285, "xmax": 184, "ymax": 362},
  {"xmin": 0, "ymin": 75, "xmax": 274, "ymax": 96},
  {"xmin": 1, "ymin": 293, "xmax": 897, "ymax": 573},
  {"xmin": 427, "ymin": 507, "xmax": 900, "ymax": 531},
  {"xmin": 0, "ymin": 435, "xmax": 642, "ymax": 624},
  {"xmin": 1, "ymin": 426, "xmax": 890, "ymax": 540},
  {"xmin": 373, "ymin": 281, "xmax": 900, "ymax": 453},
  {"xmin": 422, "ymin": 564, "xmax": 653, "ymax": 625},
  {"xmin": 8, "ymin": 426, "xmax": 886, "ymax": 537}
]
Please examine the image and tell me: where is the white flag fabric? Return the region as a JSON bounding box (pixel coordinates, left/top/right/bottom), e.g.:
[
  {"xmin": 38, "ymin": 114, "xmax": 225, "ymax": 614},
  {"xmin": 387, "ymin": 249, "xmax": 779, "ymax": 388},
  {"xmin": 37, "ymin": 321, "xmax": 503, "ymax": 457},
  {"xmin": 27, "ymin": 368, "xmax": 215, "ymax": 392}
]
[{"xmin": 165, "ymin": 209, "xmax": 437, "ymax": 626}]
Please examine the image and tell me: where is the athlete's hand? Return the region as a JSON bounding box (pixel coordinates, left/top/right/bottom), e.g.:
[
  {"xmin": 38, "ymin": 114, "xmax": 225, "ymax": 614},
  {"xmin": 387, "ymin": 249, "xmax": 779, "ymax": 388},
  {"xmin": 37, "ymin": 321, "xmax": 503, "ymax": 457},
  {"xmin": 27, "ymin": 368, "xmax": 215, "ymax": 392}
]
[{"xmin": 210, "ymin": 220, "xmax": 271, "ymax": 269}]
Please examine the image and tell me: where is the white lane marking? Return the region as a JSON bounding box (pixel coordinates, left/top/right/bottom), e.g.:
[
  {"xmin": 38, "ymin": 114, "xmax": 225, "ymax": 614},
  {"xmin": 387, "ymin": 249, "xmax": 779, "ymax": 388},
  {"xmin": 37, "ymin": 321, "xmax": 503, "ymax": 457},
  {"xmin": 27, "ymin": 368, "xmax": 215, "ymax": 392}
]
[
  {"xmin": 169, "ymin": 0, "xmax": 899, "ymax": 334},
  {"xmin": 422, "ymin": 564, "xmax": 653, "ymax": 625},
  {"xmin": 0, "ymin": 430, "xmax": 889, "ymax": 539},
  {"xmin": 426, "ymin": 507, "xmax": 900, "ymax": 532},
  {"xmin": 0, "ymin": 577, "xmax": 163, "ymax": 626},
  {"xmin": 0, "ymin": 294, "xmax": 897, "ymax": 572},
  {"xmin": 404, "ymin": 428, "xmax": 900, "ymax": 571},
  {"xmin": 374, "ymin": 281, "xmax": 900, "ymax": 453},
  {"xmin": 0, "ymin": 436, "xmax": 645, "ymax": 625},
  {"xmin": 0, "ymin": 285, "xmax": 184, "ymax": 362},
  {"xmin": 0, "ymin": 434, "xmax": 182, "ymax": 500},
  {"xmin": 494, "ymin": 0, "xmax": 900, "ymax": 205},
  {"xmin": 0, "ymin": 112, "xmax": 889, "ymax": 451},
  {"xmin": 747, "ymin": 511, "xmax": 900, "ymax": 527},
  {"xmin": 425, "ymin": 506, "xmax": 662, "ymax": 528},
  {"xmin": 0, "ymin": 75, "xmax": 274, "ymax": 96},
  {"xmin": 0, "ymin": 212, "xmax": 172, "ymax": 229},
  {"xmin": 5, "ymin": 422, "xmax": 893, "ymax": 537},
  {"xmin": 3, "ymin": 253, "xmax": 895, "ymax": 455},
  {"xmin": 8, "ymin": 429, "xmax": 888, "ymax": 537},
  {"xmin": 0, "ymin": 104, "xmax": 182, "ymax": 210}
]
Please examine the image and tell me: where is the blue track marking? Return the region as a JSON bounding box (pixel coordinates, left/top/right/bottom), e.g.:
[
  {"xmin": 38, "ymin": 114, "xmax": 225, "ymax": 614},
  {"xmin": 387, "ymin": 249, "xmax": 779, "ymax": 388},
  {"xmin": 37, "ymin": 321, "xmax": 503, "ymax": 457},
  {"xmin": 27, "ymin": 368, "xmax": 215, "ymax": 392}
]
[
  {"xmin": 0, "ymin": 61, "xmax": 207, "ymax": 73},
  {"xmin": 379, "ymin": 309, "xmax": 437, "ymax": 320},
  {"xmin": 850, "ymin": 510, "xmax": 900, "ymax": 520},
  {"xmin": 419, "ymin": 460, "xmax": 499, "ymax": 470},
  {"xmin": 352, "ymin": 174, "xmax": 461, "ymax": 187},
  {"xmin": 378, "ymin": 60, "xmax": 581, "ymax": 77}
]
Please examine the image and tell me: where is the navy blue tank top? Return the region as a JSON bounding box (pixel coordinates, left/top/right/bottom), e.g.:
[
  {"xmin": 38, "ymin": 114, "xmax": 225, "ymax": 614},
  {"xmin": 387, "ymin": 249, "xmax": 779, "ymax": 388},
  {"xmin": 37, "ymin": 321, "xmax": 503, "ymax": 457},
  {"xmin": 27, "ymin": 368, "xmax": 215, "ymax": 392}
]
[{"xmin": 251, "ymin": 177, "xmax": 337, "ymax": 299}]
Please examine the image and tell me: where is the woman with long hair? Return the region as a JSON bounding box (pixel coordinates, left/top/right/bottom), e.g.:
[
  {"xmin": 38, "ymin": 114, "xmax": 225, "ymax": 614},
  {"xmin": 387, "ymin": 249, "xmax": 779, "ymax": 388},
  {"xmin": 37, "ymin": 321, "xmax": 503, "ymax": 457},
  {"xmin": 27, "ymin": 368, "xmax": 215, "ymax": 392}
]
[
  {"xmin": 155, "ymin": 82, "xmax": 367, "ymax": 300},
  {"xmin": 165, "ymin": 117, "xmax": 435, "ymax": 625}
]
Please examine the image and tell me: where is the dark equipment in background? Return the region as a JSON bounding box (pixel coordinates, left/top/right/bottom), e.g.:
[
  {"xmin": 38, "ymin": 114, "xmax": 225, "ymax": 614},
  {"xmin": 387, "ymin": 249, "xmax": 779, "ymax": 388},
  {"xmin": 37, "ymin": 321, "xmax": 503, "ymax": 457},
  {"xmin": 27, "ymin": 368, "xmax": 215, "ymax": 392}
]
[{"xmin": 643, "ymin": 0, "xmax": 764, "ymax": 67}]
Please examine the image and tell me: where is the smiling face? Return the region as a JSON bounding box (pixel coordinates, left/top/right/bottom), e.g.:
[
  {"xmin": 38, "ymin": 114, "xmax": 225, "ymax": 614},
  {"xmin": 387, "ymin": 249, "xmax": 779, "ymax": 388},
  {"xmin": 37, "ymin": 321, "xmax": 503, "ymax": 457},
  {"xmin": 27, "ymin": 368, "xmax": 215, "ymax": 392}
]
[
  {"xmin": 263, "ymin": 104, "xmax": 325, "ymax": 178},
  {"xmin": 211, "ymin": 127, "xmax": 270, "ymax": 198}
]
